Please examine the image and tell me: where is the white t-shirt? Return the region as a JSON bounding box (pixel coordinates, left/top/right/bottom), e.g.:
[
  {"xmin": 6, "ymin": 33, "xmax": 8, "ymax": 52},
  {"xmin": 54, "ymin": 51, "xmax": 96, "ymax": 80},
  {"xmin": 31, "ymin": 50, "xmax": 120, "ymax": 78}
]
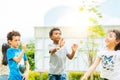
[
  {"xmin": 97, "ymin": 50, "xmax": 120, "ymax": 80},
  {"xmin": 48, "ymin": 43, "xmax": 68, "ymax": 74}
]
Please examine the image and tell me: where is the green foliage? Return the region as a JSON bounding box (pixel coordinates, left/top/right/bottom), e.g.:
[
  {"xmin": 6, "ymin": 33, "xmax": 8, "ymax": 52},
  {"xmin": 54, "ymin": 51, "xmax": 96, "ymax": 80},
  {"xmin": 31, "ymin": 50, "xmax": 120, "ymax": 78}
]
[
  {"xmin": 28, "ymin": 71, "xmax": 104, "ymax": 80},
  {"xmin": 40, "ymin": 72, "xmax": 48, "ymax": 80},
  {"xmin": 19, "ymin": 41, "xmax": 35, "ymax": 70},
  {"xmin": 79, "ymin": 7, "xmax": 84, "ymax": 11},
  {"xmin": 68, "ymin": 71, "xmax": 104, "ymax": 80},
  {"xmin": 28, "ymin": 71, "xmax": 48, "ymax": 80},
  {"xmin": 26, "ymin": 41, "xmax": 35, "ymax": 70},
  {"xmin": 78, "ymin": 0, "xmax": 106, "ymax": 68},
  {"xmin": 68, "ymin": 71, "xmax": 84, "ymax": 80},
  {"xmin": 88, "ymin": 25, "xmax": 106, "ymax": 38},
  {"xmin": 28, "ymin": 71, "xmax": 41, "ymax": 80}
]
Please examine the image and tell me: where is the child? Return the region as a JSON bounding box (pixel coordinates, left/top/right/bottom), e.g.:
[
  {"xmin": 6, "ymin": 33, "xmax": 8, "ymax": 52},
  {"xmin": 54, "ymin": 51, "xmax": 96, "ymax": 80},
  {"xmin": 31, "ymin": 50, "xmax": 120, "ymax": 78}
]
[
  {"xmin": 48, "ymin": 27, "xmax": 78, "ymax": 80},
  {"xmin": 2, "ymin": 43, "xmax": 10, "ymax": 66},
  {"xmin": 81, "ymin": 29, "xmax": 120, "ymax": 80},
  {"xmin": 6, "ymin": 30, "xmax": 29, "ymax": 80},
  {"xmin": 1, "ymin": 43, "xmax": 10, "ymax": 76}
]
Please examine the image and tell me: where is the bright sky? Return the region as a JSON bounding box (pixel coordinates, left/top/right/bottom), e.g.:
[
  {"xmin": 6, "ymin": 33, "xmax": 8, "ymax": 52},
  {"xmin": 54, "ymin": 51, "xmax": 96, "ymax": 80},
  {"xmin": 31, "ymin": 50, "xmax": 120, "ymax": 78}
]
[{"xmin": 0, "ymin": 0, "xmax": 120, "ymax": 43}]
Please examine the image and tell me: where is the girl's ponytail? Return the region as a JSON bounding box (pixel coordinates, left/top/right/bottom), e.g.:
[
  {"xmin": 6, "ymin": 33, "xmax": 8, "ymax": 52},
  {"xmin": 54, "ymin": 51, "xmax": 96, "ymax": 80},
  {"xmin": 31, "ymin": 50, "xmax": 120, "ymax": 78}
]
[{"xmin": 2, "ymin": 43, "xmax": 10, "ymax": 66}]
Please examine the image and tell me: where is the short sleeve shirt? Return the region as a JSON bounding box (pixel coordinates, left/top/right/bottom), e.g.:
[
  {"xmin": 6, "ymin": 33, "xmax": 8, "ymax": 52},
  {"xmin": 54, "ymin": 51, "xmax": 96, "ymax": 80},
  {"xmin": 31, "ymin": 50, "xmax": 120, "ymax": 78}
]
[
  {"xmin": 97, "ymin": 50, "xmax": 120, "ymax": 79},
  {"xmin": 7, "ymin": 48, "xmax": 27, "ymax": 80},
  {"xmin": 48, "ymin": 43, "xmax": 68, "ymax": 74}
]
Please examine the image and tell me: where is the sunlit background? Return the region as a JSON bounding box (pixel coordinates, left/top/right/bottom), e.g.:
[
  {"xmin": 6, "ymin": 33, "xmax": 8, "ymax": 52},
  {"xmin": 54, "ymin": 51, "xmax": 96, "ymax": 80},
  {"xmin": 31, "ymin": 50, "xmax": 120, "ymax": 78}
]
[
  {"xmin": 0, "ymin": 0, "xmax": 120, "ymax": 42},
  {"xmin": 0, "ymin": 0, "xmax": 120, "ymax": 75}
]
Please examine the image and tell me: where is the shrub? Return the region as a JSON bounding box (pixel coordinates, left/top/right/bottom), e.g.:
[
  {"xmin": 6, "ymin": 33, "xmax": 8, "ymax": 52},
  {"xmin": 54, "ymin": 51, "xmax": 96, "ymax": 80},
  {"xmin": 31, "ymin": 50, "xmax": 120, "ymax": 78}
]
[
  {"xmin": 68, "ymin": 71, "xmax": 104, "ymax": 80},
  {"xmin": 26, "ymin": 41, "xmax": 35, "ymax": 70},
  {"xmin": 19, "ymin": 41, "xmax": 35, "ymax": 70},
  {"xmin": 40, "ymin": 72, "xmax": 48, "ymax": 80},
  {"xmin": 28, "ymin": 71, "xmax": 49, "ymax": 80},
  {"xmin": 68, "ymin": 71, "xmax": 84, "ymax": 80},
  {"xmin": 28, "ymin": 71, "xmax": 41, "ymax": 80}
]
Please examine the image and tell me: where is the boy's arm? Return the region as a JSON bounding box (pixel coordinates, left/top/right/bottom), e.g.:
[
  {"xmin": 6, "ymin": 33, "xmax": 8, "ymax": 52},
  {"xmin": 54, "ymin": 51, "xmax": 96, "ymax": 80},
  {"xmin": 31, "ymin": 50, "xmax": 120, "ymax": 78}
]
[
  {"xmin": 13, "ymin": 44, "xmax": 26, "ymax": 63},
  {"xmin": 67, "ymin": 44, "xmax": 78, "ymax": 59},
  {"xmin": 22, "ymin": 60, "xmax": 30, "ymax": 80},
  {"xmin": 13, "ymin": 50, "xmax": 25, "ymax": 63},
  {"xmin": 49, "ymin": 47, "xmax": 60, "ymax": 54},
  {"xmin": 49, "ymin": 38, "xmax": 64, "ymax": 54},
  {"xmin": 81, "ymin": 57, "xmax": 101, "ymax": 80},
  {"xmin": 25, "ymin": 60, "xmax": 30, "ymax": 73}
]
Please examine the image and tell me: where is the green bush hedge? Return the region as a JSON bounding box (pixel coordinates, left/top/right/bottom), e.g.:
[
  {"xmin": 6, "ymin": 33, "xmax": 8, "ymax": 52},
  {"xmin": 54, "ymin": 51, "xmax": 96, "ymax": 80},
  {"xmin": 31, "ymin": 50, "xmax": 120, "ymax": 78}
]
[
  {"xmin": 68, "ymin": 71, "xmax": 104, "ymax": 80},
  {"xmin": 28, "ymin": 71, "xmax": 41, "ymax": 80},
  {"xmin": 28, "ymin": 71, "xmax": 48, "ymax": 80},
  {"xmin": 28, "ymin": 71, "xmax": 104, "ymax": 80}
]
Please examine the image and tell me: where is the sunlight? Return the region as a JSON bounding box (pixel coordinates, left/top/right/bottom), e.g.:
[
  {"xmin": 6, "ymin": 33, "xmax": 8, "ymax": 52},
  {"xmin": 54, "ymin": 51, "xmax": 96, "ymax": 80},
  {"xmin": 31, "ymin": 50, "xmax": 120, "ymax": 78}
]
[
  {"xmin": 55, "ymin": 9, "xmax": 91, "ymax": 38},
  {"xmin": 54, "ymin": 0, "xmax": 106, "ymax": 38},
  {"xmin": 55, "ymin": 10, "xmax": 92, "ymax": 27}
]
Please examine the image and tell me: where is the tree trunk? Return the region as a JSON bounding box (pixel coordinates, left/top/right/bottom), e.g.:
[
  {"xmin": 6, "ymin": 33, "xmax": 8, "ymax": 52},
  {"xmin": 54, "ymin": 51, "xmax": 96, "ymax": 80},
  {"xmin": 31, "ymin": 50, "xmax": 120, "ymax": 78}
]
[{"xmin": 88, "ymin": 55, "xmax": 94, "ymax": 80}]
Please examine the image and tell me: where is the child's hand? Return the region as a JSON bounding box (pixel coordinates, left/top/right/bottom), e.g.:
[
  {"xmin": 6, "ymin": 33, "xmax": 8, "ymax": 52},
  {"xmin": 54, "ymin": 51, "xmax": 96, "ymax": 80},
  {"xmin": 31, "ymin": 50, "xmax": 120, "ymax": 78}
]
[
  {"xmin": 72, "ymin": 44, "xmax": 78, "ymax": 52},
  {"xmin": 22, "ymin": 71, "xmax": 29, "ymax": 80},
  {"xmin": 80, "ymin": 76, "xmax": 87, "ymax": 80},
  {"xmin": 22, "ymin": 43, "xmax": 26, "ymax": 51},
  {"xmin": 58, "ymin": 37, "xmax": 65, "ymax": 48}
]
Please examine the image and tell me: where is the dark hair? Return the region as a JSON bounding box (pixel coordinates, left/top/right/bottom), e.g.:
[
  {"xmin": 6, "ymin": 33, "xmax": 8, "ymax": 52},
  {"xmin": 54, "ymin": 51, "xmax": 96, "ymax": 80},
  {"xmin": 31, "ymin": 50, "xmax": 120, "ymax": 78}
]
[
  {"xmin": 109, "ymin": 29, "xmax": 120, "ymax": 51},
  {"xmin": 7, "ymin": 30, "xmax": 21, "ymax": 41},
  {"xmin": 49, "ymin": 27, "xmax": 61, "ymax": 38},
  {"xmin": 2, "ymin": 43, "xmax": 10, "ymax": 66}
]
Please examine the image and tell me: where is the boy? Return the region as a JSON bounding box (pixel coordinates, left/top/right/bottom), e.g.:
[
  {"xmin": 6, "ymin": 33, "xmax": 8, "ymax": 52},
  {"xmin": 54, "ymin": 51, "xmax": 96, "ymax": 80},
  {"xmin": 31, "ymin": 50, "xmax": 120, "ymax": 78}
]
[
  {"xmin": 48, "ymin": 27, "xmax": 78, "ymax": 80},
  {"xmin": 6, "ymin": 31, "xmax": 29, "ymax": 80}
]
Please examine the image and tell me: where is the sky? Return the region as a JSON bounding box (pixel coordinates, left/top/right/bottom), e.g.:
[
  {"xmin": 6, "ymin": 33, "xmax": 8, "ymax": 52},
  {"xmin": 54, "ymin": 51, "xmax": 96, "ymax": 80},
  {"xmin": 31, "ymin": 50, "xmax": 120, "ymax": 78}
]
[
  {"xmin": 0, "ymin": 0, "xmax": 120, "ymax": 43},
  {"xmin": 99, "ymin": 0, "xmax": 120, "ymax": 25}
]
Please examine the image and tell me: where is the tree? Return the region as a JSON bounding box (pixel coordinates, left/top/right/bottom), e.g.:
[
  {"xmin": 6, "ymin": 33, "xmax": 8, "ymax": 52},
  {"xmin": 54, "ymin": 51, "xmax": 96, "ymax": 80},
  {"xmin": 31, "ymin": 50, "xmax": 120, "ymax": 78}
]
[
  {"xmin": 19, "ymin": 41, "xmax": 35, "ymax": 70},
  {"xmin": 26, "ymin": 41, "xmax": 35, "ymax": 70},
  {"xmin": 78, "ymin": 0, "xmax": 106, "ymax": 80}
]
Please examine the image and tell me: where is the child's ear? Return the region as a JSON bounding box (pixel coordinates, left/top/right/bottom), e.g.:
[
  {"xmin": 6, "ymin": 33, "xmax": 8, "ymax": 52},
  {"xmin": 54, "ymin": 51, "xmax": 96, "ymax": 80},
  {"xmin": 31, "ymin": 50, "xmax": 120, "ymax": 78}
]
[
  {"xmin": 8, "ymin": 40, "xmax": 12, "ymax": 45},
  {"xmin": 50, "ymin": 36, "xmax": 53, "ymax": 40}
]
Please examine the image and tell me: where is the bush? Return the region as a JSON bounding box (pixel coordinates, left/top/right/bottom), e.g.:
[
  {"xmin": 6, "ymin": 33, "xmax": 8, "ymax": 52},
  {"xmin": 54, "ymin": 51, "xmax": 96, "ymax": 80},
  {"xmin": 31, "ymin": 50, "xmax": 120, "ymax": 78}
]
[
  {"xmin": 19, "ymin": 41, "xmax": 35, "ymax": 70},
  {"xmin": 68, "ymin": 71, "xmax": 104, "ymax": 80},
  {"xmin": 28, "ymin": 71, "xmax": 48, "ymax": 80},
  {"xmin": 28, "ymin": 71, "xmax": 104, "ymax": 80},
  {"xmin": 68, "ymin": 71, "xmax": 84, "ymax": 80},
  {"xmin": 40, "ymin": 72, "xmax": 48, "ymax": 80},
  {"xmin": 28, "ymin": 71, "xmax": 41, "ymax": 80},
  {"xmin": 26, "ymin": 41, "xmax": 35, "ymax": 70}
]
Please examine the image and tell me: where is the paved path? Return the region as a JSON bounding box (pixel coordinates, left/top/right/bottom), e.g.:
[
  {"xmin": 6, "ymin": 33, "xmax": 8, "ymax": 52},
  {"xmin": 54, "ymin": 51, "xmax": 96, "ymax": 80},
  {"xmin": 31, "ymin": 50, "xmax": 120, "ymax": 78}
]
[{"xmin": 0, "ymin": 75, "xmax": 8, "ymax": 80}]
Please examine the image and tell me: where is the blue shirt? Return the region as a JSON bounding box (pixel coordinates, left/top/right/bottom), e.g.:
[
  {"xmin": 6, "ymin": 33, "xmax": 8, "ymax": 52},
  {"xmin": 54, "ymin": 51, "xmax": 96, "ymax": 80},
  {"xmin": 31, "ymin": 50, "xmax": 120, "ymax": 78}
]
[{"xmin": 7, "ymin": 48, "xmax": 27, "ymax": 80}]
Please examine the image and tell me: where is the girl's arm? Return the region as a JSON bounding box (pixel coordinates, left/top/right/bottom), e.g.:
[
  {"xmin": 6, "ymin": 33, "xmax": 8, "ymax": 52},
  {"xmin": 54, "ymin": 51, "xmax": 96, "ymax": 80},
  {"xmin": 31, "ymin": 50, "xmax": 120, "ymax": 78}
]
[
  {"xmin": 22, "ymin": 61, "xmax": 30, "ymax": 80},
  {"xmin": 13, "ymin": 44, "xmax": 26, "ymax": 63},
  {"xmin": 67, "ymin": 44, "xmax": 78, "ymax": 59},
  {"xmin": 81, "ymin": 57, "xmax": 101, "ymax": 80}
]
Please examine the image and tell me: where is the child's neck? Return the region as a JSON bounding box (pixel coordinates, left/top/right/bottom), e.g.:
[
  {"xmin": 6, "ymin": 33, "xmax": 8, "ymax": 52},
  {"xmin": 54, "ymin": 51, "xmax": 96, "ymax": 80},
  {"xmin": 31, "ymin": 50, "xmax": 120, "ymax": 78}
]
[
  {"xmin": 107, "ymin": 45, "xmax": 115, "ymax": 51},
  {"xmin": 53, "ymin": 41, "xmax": 59, "ymax": 45}
]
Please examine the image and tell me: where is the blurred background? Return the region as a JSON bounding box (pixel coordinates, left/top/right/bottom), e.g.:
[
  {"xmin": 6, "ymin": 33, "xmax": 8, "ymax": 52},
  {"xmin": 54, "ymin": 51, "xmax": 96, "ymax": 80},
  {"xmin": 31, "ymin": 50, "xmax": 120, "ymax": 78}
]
[{"xmin": 0, "ymin": 0, "xmax": 120, "ymax": 80}]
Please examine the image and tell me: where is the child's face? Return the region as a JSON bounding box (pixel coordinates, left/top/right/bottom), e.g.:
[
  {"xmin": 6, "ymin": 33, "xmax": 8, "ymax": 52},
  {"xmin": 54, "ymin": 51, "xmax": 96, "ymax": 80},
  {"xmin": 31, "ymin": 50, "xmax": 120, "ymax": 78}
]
[
  {"xmin": 105, "ymin": 32, "xmax": 117, "ymax": 46},
  {"xmin": 9, "ymin": 36, "xmax": 21, "ymax": 48},
  {"xmin": 51, "ymin": 30, "xmax": 61, "ymax": 42}
]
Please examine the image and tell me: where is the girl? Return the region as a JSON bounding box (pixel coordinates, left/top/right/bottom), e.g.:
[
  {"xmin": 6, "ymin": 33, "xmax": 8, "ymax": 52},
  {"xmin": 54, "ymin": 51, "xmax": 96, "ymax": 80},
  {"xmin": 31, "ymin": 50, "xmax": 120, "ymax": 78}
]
[
  {"xmin": 6, "ymin": 31, "xmax": 29, "ymax": 80},
  {"xmin": 2, "ymin": 43, "xmax": 10, "ymax": 66},
  {"xmin": 81, "ymin": 29, "xmax": 120, "ymax": 80}
]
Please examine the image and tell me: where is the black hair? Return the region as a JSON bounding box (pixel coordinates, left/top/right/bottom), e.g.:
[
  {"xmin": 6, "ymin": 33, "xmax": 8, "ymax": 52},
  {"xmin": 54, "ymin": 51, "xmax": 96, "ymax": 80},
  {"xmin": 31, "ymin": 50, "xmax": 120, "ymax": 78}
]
[
  {"xmin": 109, "ymin": 29, "xmax": 120, "ymax": 51},
  {"xmin": 7, "ymin": 30, "xmax": 21, "ymax": 41},
  {"xmin": 2, "ymin": 43, "xmax": 10, "ymax": 66},
  {"xmin": 49, "ymin": 27, "xmax": 61, "ymax": 38}
]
